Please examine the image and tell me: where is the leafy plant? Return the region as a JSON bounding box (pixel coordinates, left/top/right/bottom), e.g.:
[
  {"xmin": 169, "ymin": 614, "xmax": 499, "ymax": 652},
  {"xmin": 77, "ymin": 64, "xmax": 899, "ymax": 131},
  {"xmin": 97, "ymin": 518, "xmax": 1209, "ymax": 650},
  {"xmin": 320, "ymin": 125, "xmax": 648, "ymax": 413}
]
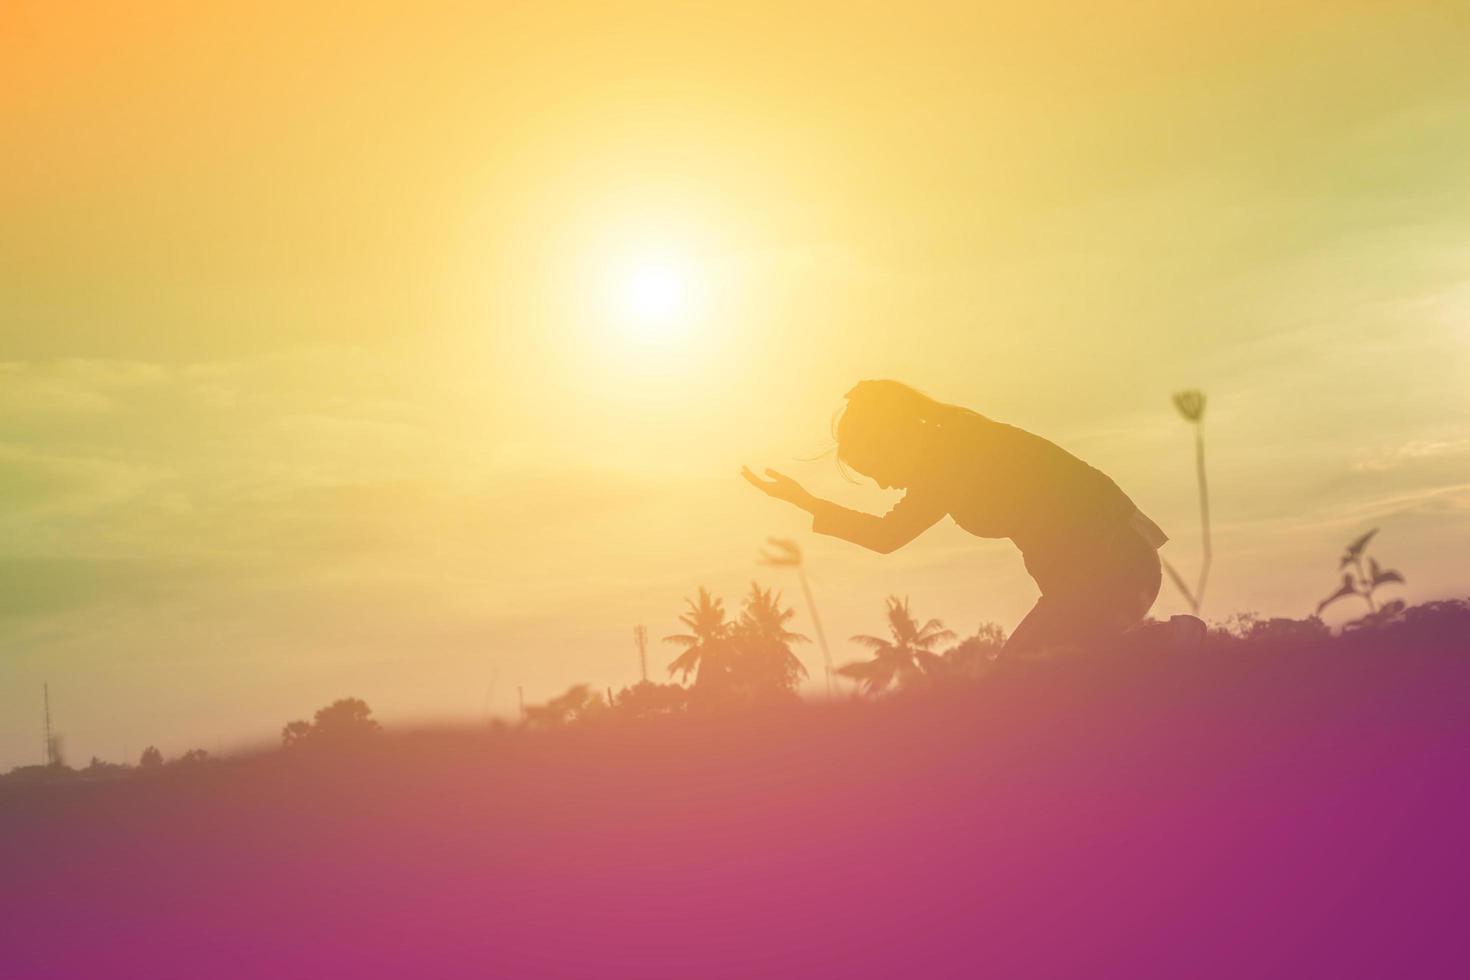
[{"xmin": 1317, "ymin": 528, "xmax": 1406, "ymax": 628}]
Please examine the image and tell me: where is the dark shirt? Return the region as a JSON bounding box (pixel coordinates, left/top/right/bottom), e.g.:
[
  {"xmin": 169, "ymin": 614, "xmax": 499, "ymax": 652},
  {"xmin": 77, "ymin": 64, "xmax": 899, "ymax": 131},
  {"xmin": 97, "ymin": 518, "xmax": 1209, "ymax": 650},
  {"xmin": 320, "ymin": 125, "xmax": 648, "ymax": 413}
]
[{"xmin": 809, "ymin": 411, "xmax": 1166, "ymax": 591}]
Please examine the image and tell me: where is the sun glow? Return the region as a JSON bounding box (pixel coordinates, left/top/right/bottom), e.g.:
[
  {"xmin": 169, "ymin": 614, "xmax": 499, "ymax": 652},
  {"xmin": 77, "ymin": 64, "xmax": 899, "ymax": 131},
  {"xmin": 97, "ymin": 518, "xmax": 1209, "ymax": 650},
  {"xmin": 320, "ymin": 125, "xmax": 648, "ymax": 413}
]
[
  {"xmin": 609, "ymin": 252, "xmax": 701, "ymax": 343},
  {"xmin": 626, "ymin": 261, "xmax": 685, "ymax": 320}
]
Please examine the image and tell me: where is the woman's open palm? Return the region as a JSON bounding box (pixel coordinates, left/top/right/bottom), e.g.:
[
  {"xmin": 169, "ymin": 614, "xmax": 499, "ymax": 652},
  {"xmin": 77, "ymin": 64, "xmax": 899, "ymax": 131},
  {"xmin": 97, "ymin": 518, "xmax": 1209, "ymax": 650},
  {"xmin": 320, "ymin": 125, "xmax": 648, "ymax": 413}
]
[{"xmin": 742, "ymin": 466, "xmax": 811, "ymax": 507}]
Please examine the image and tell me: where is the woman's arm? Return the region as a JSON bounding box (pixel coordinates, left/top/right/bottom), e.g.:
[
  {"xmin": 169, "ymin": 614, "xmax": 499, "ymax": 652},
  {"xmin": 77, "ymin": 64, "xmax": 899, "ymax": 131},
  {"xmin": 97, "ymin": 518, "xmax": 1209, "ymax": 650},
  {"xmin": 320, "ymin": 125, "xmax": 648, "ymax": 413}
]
[
  {"xmin": 807, "ymin": 492, "xmax": 946, "ymax": 554},
  {"xmin": 741, "ymin": 467, "xmax": 946, "ymax": 555}
]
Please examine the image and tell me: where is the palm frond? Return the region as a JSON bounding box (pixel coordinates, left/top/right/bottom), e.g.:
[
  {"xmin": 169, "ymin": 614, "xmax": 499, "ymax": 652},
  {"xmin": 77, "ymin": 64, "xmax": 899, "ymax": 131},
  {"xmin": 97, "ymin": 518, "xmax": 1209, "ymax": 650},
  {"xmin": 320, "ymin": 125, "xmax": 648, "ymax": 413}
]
[
  {"xmin": 667, "ymin": 648, "xmax": 702, "ymax": 680},
  {"xmin": 914, "ymin": 620, "xmax": 956, "ymax": 647},
  {"xmin": 838, "ymin": 659, "xmax": 897, "ymax": 694},
  {"xmin": 913, "ymin": 649, "xmax": 951, "ymax": 677}
]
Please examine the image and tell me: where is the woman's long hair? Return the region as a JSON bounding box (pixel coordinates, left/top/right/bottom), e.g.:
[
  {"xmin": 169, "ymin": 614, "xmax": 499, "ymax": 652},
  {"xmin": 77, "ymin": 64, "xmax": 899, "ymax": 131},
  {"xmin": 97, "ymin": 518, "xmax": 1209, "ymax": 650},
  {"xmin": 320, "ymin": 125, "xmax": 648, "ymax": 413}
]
[{"xmin": 829, "ymin": 380, "xmax": 979, "ymax": 480}]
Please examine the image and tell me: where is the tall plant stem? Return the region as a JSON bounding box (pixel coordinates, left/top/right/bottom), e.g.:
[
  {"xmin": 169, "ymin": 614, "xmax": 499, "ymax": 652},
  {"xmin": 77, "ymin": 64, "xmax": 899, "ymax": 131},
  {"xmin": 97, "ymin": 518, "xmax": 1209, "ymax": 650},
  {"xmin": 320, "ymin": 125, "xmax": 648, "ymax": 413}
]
[
  {"xmin": 1161, "ymin": 557, "xmax": 1198, "ymax": 615},
  {"xmin": 1353, "ymin": 556, "xmax": 1377, "ymax": 612},
  {"xmin": 1193, "ymin": 422, "xmax": 1212, "ymax": 613}
]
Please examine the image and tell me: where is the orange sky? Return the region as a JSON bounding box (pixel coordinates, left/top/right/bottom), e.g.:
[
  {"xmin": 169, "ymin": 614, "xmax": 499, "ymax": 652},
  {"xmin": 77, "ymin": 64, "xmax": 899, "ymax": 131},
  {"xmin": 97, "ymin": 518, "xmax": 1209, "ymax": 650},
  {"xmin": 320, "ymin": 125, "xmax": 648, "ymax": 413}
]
[{"xmin": 3, "ymin": 1, "xmax": 1469, "ymax": 769}]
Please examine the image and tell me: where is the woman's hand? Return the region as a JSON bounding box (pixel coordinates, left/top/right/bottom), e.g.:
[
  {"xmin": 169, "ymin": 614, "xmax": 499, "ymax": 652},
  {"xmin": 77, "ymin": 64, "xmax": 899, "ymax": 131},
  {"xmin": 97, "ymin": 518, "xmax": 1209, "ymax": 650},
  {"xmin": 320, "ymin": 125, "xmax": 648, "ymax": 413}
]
[{"xmin": 742, "ymin": 466, "xmax": 816, "ymax": 511}]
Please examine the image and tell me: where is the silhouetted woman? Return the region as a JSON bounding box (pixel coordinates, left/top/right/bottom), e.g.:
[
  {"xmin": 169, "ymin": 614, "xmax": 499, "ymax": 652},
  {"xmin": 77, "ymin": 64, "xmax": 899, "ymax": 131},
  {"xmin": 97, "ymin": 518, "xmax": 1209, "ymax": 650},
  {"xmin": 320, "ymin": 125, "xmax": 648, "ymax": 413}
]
[{"xmin": 743, "ymin": 380, "xmax": 1168, "ymax": 657}]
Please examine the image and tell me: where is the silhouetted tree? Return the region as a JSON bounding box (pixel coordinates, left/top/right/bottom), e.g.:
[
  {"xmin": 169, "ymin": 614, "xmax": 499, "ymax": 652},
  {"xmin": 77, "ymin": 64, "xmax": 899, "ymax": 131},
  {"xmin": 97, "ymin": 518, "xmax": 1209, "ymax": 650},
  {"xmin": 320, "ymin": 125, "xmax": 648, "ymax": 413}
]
[
  {"xmin": 139, "ymin": 746, "xmax": 163, "ymax": 769},
  {"xmin": 280, "ymin": 698, "xmax": 381, "ymax": 748},
  {"xmin": 839, "ymin": 596, "xmax": 955, "ymax": 694},
  {"xmin": 82, "ymin": 757, "xmax": 128, "ymax": 778},
  {"xmin": 732, "ymin": 581, "xmax": 809, "ymax": 699},
  {"xmin": 175, "ymin": 748, "xmax": 210, "ymax": 765},
  {"xmin": 311, "ymin": 698, "xmax": 381, "ymax": 740},
  {"xmin": 1398, "ymin": 598, "xmax": 1469, "ymax": 632},
  {"xmin": 664, "ymin": 587, "xmax": 735, "ymax": 689},
  {"xmin": 281, "ymin": 720, "xmax": 314, "ymax": 748},
  {"xmin": 942, "ymin": 622, "xmax": 1007, "ymax": 679},
  {"xmin": 1207, "ymin": 613, "xmax": 1331, "ymax": 655},
  {"xmin": 524, "ymin": 685, "xmax": 610, "ymax": 728},
  {"xmin": 613, "ymin": 681, "xmax": 689, "ymax": 720}
]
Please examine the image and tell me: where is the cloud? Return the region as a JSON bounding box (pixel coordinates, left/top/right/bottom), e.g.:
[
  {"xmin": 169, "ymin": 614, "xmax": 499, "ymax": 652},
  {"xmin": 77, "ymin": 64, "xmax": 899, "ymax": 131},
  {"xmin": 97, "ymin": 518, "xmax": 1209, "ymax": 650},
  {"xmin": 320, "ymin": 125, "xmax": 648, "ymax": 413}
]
[
  {"xmin": 0, "ymin": 360, "xmax": 167, "ymax": 417},
  {"xmin": 1354, "ymin": 437, "xmax": 1470, "ymax": 473}
]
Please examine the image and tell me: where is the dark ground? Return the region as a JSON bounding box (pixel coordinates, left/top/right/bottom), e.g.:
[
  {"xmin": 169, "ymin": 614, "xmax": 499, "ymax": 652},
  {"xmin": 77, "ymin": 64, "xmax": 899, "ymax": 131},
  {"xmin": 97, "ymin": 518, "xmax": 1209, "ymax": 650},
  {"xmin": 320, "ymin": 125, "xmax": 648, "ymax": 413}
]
[{"xmin": 4, "ymin": 610, "xmax": 1468, "ymax": 979}]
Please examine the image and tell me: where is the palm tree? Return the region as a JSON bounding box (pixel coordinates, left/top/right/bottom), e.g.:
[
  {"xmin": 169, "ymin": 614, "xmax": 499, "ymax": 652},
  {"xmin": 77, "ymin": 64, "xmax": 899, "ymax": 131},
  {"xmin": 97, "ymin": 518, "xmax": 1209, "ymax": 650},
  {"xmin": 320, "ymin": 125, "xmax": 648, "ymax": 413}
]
[
  {"xmin": 757, "ymin": 538, "xmax": 836, "ymax": 698},
  {"xmin": 734, "ymin": 581, "xmax": 809, "ymax": 696},
  {"xmin": 839, "ymin": 596, "xmax": 955, "ymax": 695},
  {"xmin": 664, "ymin": 587, "xmax": 734, "ymax": 689}
]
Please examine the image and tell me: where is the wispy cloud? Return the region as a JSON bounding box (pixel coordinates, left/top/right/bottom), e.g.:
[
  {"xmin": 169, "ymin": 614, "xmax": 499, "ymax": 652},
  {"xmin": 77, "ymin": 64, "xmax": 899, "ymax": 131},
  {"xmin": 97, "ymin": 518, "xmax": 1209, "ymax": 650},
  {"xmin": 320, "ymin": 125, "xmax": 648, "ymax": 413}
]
[{"xmin": 1354, "ymin": 437, "xmax": 1470, "ymax": 472}]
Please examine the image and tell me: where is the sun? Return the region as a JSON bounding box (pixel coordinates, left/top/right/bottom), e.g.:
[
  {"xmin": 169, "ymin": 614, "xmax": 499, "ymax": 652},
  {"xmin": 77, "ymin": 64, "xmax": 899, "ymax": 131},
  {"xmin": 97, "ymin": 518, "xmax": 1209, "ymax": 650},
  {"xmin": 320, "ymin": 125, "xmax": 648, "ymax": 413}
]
[
  {"xmin": 609, "ymin": 252, "xmax": 699, "ymax": 342},
  {"xmin": 625, "ymin": 261, "xmax": 685, "ymax": 321}
]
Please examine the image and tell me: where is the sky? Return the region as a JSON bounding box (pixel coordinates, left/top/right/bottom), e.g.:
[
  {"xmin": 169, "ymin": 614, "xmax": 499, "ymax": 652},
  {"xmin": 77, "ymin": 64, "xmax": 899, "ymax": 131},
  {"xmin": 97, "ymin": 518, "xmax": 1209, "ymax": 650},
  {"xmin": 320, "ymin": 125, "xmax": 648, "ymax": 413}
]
[{"xmin": 3, "ymin": 1, "xmax": 1468, "ymax": 770}]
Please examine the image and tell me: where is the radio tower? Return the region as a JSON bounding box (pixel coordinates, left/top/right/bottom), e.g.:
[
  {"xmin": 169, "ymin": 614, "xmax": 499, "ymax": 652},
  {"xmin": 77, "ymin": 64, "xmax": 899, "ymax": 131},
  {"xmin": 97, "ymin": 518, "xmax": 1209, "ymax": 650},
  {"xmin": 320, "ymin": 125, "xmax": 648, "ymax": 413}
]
[
  {"xmin": 43, "ymin": 683, "xmax": 54, "ymax": 767},
  {"xmin": 634, "ymin": 625, "xmax": 648, "ymax": 683}
]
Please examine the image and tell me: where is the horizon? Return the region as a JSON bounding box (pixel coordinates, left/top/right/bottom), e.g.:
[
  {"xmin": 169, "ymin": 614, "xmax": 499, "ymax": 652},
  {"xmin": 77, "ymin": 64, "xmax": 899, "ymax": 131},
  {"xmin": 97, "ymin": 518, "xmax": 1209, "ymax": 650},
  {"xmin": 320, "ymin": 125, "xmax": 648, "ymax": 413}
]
[{"xmin": 5, "ymin": 1, "xmax": 1470, "ymax": 771}]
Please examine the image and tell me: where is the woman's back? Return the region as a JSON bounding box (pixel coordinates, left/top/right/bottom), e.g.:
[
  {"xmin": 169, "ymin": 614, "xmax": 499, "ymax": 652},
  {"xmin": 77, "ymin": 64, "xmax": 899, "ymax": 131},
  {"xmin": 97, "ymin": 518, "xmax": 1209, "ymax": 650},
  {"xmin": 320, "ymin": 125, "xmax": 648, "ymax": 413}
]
[{"xmin": 923, "ymin": 412, "xmax": 1141, "ymax": 545}]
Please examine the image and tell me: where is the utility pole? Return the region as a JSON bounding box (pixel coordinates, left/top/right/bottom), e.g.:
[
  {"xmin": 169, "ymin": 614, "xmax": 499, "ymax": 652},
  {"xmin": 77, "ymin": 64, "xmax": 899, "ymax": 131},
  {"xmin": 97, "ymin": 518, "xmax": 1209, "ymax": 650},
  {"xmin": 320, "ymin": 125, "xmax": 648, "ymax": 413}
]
[
  {"xmin": 634, "ymin": 625, "xmax": 648, "ymax": 683},
  {"xmin": 517, "ymin": 685, "xmax": 525, "ymax": 721}
]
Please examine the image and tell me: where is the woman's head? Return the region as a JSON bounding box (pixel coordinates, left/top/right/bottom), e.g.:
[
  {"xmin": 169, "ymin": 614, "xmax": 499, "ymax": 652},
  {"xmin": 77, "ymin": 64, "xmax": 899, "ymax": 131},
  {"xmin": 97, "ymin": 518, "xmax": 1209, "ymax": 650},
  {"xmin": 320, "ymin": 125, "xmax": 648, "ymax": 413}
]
[{"xmin": 833, "ymin": 380, "xmax": 962, "ymax": 489}]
